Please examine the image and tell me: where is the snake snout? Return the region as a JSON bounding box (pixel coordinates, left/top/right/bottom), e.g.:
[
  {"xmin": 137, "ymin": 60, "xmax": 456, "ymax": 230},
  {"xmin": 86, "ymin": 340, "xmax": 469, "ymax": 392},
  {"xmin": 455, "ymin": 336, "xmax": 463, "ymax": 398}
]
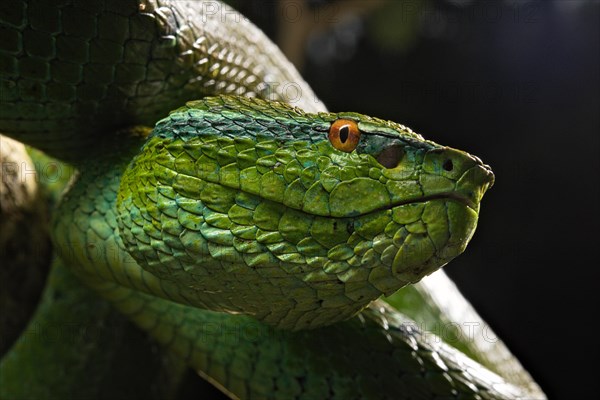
[
  {"xmin": 387, "ymin": 146, "xmax": 494, "ymax": 281},
  {"xmin": 420, "ymin": 147, "xmax": 494, "ymax": 209}
]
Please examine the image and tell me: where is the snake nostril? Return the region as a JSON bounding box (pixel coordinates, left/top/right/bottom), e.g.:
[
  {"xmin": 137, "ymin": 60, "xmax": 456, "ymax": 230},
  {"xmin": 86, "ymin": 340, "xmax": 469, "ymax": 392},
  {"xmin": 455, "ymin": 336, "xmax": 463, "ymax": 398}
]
[{"xmin": 443, "ymin": 159, "xmax": 453, "ymax": 171}]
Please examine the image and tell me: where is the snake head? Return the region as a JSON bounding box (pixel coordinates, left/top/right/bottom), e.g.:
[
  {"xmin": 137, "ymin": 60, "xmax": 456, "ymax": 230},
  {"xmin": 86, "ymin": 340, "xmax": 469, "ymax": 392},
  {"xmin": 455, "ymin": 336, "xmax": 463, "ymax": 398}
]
[
  {"xmin": 117, "ymin": 96, "xmax": 494, "ymax": 330},
  {"xmin": 315, "ymin": 114, "xmax": 495, "ymax": 283}
]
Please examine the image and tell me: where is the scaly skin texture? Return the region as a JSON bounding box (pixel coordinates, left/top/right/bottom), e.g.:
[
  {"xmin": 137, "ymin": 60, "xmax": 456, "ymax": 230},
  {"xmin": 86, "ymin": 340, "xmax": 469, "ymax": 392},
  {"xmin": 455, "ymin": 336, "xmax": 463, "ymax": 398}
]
[
  {"xmin": 116, "ymin": 96, "xmax": 493, "ymax": 330},
  {"xmin": 0, "ymin": 0, "xmax": 545, "ymax": 398},
  {"xmin": 49, "ymin": 130, "xmax": 521, "ymax": 398},
  {"xmin": 0, "ymin": 257, "xmax": 191, "ymax": 400},
  {"xmin": 0, "ymin": 0, "xmax": 323, "ymax": 161}
]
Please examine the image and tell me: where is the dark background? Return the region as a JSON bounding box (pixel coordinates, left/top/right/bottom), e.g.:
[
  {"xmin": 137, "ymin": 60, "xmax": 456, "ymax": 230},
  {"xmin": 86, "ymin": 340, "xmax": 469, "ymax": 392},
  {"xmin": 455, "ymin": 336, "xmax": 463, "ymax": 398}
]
[{"xmin": 233, "ymin": 0, "xmax": 599, "ymax": 398}]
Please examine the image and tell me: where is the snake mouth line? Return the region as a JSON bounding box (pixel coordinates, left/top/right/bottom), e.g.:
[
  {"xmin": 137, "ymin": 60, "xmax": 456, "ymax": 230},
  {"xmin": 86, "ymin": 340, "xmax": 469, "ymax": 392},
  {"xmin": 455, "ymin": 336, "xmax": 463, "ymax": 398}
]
[
  {"xmin": 335, "ymin": 191, "xmax": 478, "ymax": 220},
  {"xmin": 383, "ymin": 192, "xmax": 478, "ymax": 214}
]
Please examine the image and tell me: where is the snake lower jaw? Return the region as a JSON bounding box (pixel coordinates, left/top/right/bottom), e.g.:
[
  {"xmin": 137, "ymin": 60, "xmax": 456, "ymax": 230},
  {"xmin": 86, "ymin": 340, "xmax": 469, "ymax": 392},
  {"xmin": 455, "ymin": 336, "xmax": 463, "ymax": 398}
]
[{"xmin": 390, "ymin": 198, "xmax": 480, "ymax": 283}]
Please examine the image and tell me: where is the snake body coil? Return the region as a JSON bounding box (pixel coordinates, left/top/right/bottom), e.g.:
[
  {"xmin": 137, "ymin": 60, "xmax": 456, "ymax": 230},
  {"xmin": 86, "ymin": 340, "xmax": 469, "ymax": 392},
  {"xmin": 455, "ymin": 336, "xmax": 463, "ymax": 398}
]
[{"xmin": 0, "ymin": 1, "xmax": 545, "ymax": 398}]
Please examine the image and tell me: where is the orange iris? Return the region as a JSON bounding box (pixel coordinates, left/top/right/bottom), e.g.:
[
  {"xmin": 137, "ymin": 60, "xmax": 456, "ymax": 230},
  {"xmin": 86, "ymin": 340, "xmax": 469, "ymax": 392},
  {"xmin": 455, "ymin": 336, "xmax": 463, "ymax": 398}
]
[{"xmin": 328, "ymin": 119, "xmax": 360, "ymax": 152}]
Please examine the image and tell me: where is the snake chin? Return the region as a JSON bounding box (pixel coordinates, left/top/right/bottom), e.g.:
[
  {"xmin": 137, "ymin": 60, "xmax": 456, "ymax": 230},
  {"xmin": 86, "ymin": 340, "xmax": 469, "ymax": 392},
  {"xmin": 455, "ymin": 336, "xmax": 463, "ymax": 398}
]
[{"xmin": 389, "ymin": 198, "xmax": 480, "ymax": 284}]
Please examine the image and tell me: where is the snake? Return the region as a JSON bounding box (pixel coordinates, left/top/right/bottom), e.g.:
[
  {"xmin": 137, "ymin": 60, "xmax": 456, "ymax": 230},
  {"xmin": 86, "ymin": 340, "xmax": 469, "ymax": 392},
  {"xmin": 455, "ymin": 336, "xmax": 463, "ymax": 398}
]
[{"xmin": 0, "ymin": 1, "xmax": 545, "ymax": 398}]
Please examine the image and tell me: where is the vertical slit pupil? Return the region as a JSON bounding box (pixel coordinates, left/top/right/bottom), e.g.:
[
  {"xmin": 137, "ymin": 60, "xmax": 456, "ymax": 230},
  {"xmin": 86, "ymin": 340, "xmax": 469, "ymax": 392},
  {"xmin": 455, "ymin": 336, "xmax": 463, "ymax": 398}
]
[{"xmin": 339, "ymin": 126, "xmax": 349, "ymax": 143}]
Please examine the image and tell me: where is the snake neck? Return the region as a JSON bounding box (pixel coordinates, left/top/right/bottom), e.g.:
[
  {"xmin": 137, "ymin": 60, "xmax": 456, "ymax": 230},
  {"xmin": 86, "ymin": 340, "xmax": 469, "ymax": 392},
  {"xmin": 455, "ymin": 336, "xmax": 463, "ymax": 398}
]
[{"xmin": 50, "ymin": 129, "xmax": 194, "ymax": 305}]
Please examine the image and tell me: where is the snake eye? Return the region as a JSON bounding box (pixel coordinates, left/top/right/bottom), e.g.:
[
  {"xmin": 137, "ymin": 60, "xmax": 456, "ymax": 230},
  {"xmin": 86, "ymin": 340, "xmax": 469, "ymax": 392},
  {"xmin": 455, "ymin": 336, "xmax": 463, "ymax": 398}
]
[{"xmin": 328, "ymin": 119, "xmax": 360, "ymax": 152}]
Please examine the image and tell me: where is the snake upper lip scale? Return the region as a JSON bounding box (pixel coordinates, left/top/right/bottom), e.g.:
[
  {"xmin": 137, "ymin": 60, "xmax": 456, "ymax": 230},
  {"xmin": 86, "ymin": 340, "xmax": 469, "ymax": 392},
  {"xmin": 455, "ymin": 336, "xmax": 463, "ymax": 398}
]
[{"xmin": 387, "ymin": 160, "xmax": 495, "ymax": 213}]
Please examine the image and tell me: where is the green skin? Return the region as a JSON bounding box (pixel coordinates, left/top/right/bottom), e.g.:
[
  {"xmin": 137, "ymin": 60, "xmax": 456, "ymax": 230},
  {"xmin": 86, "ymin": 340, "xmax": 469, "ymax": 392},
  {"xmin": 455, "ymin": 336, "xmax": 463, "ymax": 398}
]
[
  {"xmin": 0, "ymin": 1, "xmax": 542, "ymax": 398},
  {"xmin": 115, "ymin": 96, "xmax": 493, "ymax": 330},
  {"xmin": 47, "ymin": 95, "xmax": 507, "ymax": 399}
]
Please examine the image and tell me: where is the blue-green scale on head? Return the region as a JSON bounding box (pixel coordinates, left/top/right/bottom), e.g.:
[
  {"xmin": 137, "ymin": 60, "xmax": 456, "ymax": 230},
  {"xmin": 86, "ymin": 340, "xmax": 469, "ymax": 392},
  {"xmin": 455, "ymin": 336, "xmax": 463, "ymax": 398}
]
[{"xmin": 117, "ymin": 95, "xmax": 494, "ymax": 330}]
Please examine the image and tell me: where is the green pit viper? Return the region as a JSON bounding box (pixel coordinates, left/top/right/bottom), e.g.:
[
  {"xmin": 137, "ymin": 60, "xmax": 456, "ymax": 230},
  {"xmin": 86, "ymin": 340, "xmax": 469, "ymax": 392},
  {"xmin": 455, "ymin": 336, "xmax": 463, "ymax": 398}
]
[{"xmin": 0, "ymin": 1, "xmax": 545, "ymax": 398}]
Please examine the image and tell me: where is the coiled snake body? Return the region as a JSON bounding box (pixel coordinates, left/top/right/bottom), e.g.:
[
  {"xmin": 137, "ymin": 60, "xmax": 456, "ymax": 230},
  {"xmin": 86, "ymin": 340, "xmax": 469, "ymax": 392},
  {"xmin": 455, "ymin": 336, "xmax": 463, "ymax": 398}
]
[{"xmin": 0, "ymin": 1, "xmax": 544, "ymax": 398}]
